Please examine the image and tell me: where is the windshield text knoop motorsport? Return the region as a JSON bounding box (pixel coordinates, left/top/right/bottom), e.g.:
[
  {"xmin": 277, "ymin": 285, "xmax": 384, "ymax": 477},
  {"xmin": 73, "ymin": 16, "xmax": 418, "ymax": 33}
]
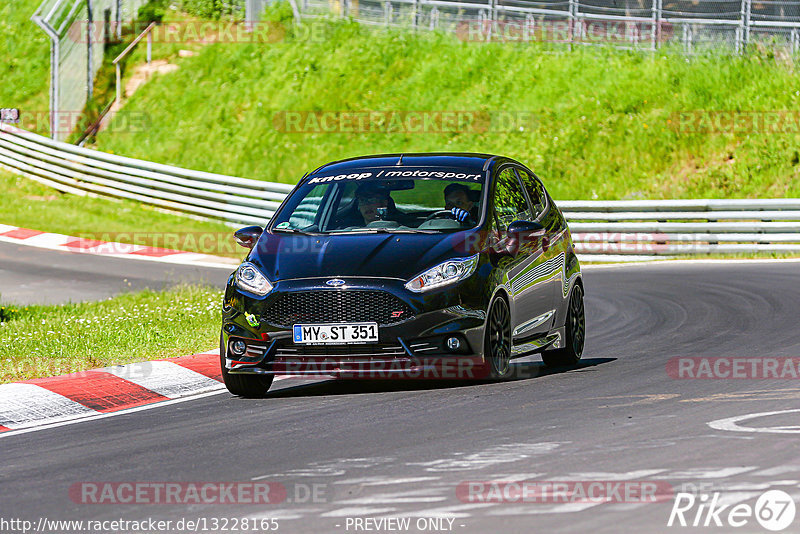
[{"xmin": 307, "ymin": 169, "xmax": 482, "ymax": 184}]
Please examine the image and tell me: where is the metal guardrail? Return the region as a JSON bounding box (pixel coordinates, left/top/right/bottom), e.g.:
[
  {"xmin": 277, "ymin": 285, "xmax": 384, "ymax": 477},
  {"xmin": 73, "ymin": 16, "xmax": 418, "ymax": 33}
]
[
  {"xmin": 2, "ymin": 124, "xmax": 799, "ymax": 259},
  {"xmin": 0, "ymin": 123, "xmax": 293, "ymax": 226},
  {"xmin": 563, "ymin": 199, "xmax": 800, "ymax": 258}
]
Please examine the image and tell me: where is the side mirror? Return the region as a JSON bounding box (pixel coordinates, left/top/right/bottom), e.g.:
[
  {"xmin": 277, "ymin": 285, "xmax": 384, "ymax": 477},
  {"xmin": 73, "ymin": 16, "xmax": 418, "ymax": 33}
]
[
  {"xmin": 507, "ymin": 220, "xmax": 545, "ymax": 237},
  {"xmin": 234, "ymin": 226, "xmax": 263, "ymax": 249},
  {"xmin": 505, "ymin": 220, "xmax": 545, "ymax": 256}
]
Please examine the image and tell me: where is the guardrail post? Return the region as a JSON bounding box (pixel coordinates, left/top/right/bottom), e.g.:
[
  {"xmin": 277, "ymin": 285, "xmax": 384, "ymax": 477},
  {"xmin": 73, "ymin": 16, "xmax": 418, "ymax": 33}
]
[
  {"xmin": 413, "ymin": 0, "xmax": 420, "ymax": 29},
  {"xmin": 430, "ymin": 6, "xmax": 438, "ymax": 30},
  {"xmin": 792, "ymin": 28, "xmax": 799, "ymax": 57},
  {"xmin": 384, "ymin": 1, "xmax": 391, "ymax": 26}
]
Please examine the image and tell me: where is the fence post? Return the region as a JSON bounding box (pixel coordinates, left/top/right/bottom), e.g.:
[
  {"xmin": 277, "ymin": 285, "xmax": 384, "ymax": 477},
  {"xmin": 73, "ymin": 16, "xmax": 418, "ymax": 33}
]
[
  {"xmin": 792, "ymin": 28, "xmax": 799, "ymax": 57},
  {"xmin": 682, "ymin": 23, "xmax": 693, "ymax": 54},
  {"xmin": 568, "ymin": 0, "xmax": 575, "ymax": 48},
  {"xmin": 52, "ymin": 39, "xmax": 60, "ymax": 140},
  {"xmin": 115, "ymin": 63, "xmax": 121, "ymax": 105},
  {"xmin": 116, "ymin": 0, "xmax": 122, "ymax": 40},
  {"xmin": 87, "ymin": 0, "xmax": 94, "ymax": 100},
  {"xmin": 739, "ymin": 0, "xmax": 751, "ymax": 53},
  {"xmin": 651, "ymin": 0, "xmax": 661, "ymax": 50},
  {"xmin": 384, "ymin": 1, "xmax": 391, "ymax": 26},
  {"xmin": 146, "ymin": 29, "xmax": 152, "ymax": 63},
  {"xmin": 490, "ymin": 0, "xmax": 497, "ymax": 39},
  {"xmin": 413, "ymin": 0, "xmax": 419, "ymax": 29},
  {"xmin": 478, "ymin": 9, "xmax": 492, "ymax": 41},
  {"xmin": 524, "ymin": 13, "xmax": 534, "ymax": 43}
]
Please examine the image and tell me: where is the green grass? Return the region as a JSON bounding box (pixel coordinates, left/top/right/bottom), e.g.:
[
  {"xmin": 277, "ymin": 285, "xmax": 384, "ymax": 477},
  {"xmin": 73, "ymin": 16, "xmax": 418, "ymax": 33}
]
[
  {"xmin": 0, "ymin": 285, "xmax": 222, "ymax": 382},
  {"xmin": 0, "ymin": 170, "xmax": 244, "ymax": 257},
  {"xmin": 90, "ymin": 3, "xmax": 800, "ymax": 200},
  {"xmin": 1, "ymin": 0, "xmax": 50, "ymax": 135}
]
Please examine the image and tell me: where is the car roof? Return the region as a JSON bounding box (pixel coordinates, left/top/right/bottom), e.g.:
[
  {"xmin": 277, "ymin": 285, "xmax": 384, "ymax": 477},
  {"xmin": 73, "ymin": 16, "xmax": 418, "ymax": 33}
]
[{"xmin": 306, "ymin": 153, "xmax": 515, "ymax": 178}]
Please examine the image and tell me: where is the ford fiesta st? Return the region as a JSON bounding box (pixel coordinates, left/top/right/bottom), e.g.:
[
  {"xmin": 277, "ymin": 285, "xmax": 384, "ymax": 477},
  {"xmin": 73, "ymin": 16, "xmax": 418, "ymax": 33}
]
[{"xmin": 220, "ymin": 153, "xmax": 585, "ymax": 397}]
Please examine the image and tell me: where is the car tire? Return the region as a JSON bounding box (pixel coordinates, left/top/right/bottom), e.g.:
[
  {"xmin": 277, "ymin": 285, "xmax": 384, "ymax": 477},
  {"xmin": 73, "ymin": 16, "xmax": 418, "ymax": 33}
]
[
  {"xmin": 542, "ymin": 284, "xmax": 585, "ymax": 368},
  {"xmin": 219, "ymin": 332, "xmax": 274, "ymax": 397},
  {"xmin": 482, "ymin": 296, "xmax": 514, "ymax": 380}
]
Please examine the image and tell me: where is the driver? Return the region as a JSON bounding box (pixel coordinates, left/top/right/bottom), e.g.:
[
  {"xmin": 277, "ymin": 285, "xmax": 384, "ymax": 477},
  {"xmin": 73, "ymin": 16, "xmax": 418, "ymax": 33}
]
[
  {"xmin": 336, "ymin": 183, "xmax": 410, "ymax": 228},
  {"xmin": 357, "ymin": 185, "xmax": 391, "ymax": 224},
  {"xmin": 444, "ymin": 183, "xmax": 480, "ymax": 223}
]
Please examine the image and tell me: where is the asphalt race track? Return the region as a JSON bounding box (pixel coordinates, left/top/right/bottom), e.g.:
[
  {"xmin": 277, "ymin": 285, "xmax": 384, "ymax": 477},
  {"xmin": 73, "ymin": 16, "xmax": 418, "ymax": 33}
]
[
  {"xmin": 0, "ymin": 241, "xmax": 232, "ymax": 305},
  {"xmin": 2, "ymin": 251, "xmax": 800, "ymax": 533}
]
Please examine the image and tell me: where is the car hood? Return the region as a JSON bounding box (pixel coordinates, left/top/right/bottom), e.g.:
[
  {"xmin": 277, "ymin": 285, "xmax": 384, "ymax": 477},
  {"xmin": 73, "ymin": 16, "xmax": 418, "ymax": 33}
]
[{"xmin": 250, "ymin": 231, "xmax": 481, "ymax": 282}]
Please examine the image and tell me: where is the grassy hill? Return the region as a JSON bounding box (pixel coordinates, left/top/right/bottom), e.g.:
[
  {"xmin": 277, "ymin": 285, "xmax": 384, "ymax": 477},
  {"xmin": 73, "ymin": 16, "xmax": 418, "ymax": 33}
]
[
  {"xmin": 90, "ymin": 3, "xmax": 800, "ymax": 200},
  {"xmin": 1, "ymin": 0, "xmax": 50, "ymax": 135}
]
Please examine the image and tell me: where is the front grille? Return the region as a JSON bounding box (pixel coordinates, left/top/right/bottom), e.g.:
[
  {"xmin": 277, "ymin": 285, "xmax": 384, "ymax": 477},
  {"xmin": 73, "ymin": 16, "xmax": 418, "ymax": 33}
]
[{"xmin": 262, "ymin": 290, "xmax": 413, "ymax": 328}]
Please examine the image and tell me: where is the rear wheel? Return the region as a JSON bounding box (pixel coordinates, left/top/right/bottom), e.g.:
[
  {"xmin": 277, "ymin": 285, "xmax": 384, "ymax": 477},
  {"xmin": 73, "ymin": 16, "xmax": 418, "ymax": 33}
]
[
  {"xmin": 542, "ymin": 284, "xmax": 585, "ymax": 367},
  {"xmin": 220, "ymin": 332, "xmax": 274, "ymax": 397},
  {"xmin": 482, "ymin": 297, "xmax": 513, "ymax": 380}
]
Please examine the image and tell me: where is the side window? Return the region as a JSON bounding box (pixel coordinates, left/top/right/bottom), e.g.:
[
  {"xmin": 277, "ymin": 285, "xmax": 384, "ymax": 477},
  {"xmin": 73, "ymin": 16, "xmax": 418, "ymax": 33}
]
[
  {"xmin": 493, "ymin": 168, "xmax": 531, "ymax": 232},
  {"xmin": 288, "ymin": 184, "xmax": 327, "ymax": 228},
  {"xmin": 516, "ymin": 169, "xmax": 547, "ymax": 220}
]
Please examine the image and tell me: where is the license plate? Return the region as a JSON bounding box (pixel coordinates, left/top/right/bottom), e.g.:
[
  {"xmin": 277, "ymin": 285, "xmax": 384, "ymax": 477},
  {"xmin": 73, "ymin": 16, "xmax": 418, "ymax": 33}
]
[{"xmin": 293, "ymin": 323, "xmax": 379, "ymax": 344}]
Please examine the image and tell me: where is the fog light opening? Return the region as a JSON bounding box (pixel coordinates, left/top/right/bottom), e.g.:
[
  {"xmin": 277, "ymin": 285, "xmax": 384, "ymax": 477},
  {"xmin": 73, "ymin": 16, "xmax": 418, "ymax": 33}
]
[
  {"xmin": 230, "ymin": 339, "xmax": 247, "ymax": 356},
  {"xmin": 446, "ymin": 336, "xmax": 462, "ymax": 352}
]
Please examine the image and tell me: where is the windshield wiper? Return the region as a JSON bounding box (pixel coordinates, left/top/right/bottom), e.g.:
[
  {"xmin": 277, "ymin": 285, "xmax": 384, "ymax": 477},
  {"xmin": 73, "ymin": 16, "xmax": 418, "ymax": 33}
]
[
  {"xmin": 271, "ymin": 228, "xmax": 316, "ymax": 235},
  {"xmin": 325, "ymin": 228, "xmax": 439, "ymax": 235}
]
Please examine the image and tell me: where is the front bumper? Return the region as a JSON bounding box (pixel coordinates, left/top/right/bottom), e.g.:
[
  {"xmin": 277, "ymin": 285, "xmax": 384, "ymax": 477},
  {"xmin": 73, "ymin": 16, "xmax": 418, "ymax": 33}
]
[{"xmin": 221, "ymin": 276, "xmax": 488, "ymax": 377}]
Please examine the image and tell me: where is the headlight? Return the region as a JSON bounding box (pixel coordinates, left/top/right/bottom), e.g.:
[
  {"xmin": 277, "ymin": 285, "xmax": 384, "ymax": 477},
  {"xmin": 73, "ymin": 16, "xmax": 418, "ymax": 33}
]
[
  {"xmin": 235, "ymin": 262, "xmax": 273, "ymax": 296},
  {"xmin": 405, "ymin": 254, "xmax": 479, "ymax": 293}
]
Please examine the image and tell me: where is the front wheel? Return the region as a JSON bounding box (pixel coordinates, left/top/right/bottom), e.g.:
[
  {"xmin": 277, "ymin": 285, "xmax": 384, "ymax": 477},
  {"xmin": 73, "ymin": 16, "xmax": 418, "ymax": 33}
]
[
  {"xmin": 220, "ymin": 332, "xmax": 274, "ymax": 397},
  {"xmin": 482, "ymin": 297, "xmax": 514, "ymax": 380},
  {"xmin": 542, "ymin": 284, "xmax": 585, "ymax": 367}
]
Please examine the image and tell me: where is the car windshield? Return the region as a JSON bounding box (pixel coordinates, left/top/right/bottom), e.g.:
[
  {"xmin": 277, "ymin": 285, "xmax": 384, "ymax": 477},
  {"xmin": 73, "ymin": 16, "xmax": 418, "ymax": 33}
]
[{"xmin": 270, "ymin": 168, "xmax": 485, "ymax": 234}]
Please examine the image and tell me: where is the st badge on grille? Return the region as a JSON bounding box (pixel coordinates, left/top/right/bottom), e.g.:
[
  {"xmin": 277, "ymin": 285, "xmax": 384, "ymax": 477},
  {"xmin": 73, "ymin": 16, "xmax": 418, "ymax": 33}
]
[{"xmin": 326, "ymin": 279, "xmax": 346, "ymax": 287}]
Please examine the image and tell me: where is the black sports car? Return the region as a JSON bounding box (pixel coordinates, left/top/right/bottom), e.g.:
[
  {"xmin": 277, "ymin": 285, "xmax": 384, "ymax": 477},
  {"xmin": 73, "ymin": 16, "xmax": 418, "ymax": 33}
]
[{"xmin": 220, "ymin": 153, "xmax": 584, "ymax": 396}]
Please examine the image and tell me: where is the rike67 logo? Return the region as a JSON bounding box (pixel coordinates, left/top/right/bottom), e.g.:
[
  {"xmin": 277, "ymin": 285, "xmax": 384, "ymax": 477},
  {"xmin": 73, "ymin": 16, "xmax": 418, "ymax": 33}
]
[{"xmin": 668, "ymin": 490, "xmax": 796, "ymax": 531}]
